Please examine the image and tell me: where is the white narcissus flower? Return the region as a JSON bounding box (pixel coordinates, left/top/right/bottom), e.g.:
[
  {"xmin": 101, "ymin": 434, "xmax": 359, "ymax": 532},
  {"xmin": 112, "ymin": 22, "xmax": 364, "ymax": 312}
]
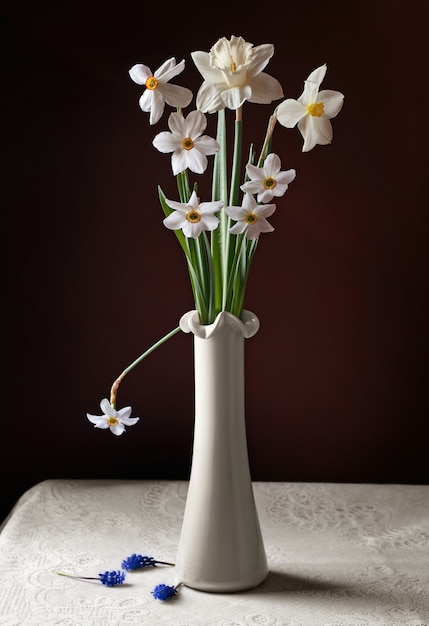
[
  {"xmin": 276, "ymin": 64, "xmax": 344, "ymax": 152},
  {"xmin": 152, "ymin": 110, "xmax": 220, "ymax": 175},
  {"xmin": 87, "ymin": 398, "xmax": 139, "ymax": 436},
  {"xmin": 191, "ymin": 35, "xmax": 284, "ymax": 113},
  {"xmin": 241, "ymin": 153, "xmax": 296, "ymax": 203},
  {"xmin": 163, "ymin": 190, "xmax": 223, "ymax": 239},
  {"xmin": 129, "ymin": 58, "xmax": 193, "ymax": 125},
  {"xmin": 226, "ymin": 193, "xmax": 276, "ymax": 240}
]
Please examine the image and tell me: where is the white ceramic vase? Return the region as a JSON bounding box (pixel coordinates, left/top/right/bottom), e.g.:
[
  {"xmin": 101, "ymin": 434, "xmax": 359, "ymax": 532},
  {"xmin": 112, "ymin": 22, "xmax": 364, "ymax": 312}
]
[{"xmin": 175, "ymin": 309, "xmax": 269, "ymax": 592}]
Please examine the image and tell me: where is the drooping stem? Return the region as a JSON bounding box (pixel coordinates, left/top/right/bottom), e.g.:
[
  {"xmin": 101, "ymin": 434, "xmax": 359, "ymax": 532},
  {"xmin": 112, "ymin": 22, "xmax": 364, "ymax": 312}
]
[
  {"xmin": 257, "ymin": 112, "xmax": 277, "ymax": 166},
  {"xmin": 110, "ymin": 326, "xmax": 182, "ymax": 407}
]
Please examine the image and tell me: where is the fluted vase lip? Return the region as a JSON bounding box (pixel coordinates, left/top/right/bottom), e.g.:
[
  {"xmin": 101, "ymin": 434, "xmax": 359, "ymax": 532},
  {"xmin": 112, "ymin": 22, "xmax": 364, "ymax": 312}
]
[{"xmin": 179, "ymin": 310, "xmax": 260, "ymax": 339}]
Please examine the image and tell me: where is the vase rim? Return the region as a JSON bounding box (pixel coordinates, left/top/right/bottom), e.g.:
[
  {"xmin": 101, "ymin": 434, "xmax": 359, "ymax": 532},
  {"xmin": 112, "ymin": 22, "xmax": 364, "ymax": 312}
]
[{"xmin": 179, "ymin": 310, "xmax": 260, "ymax": 339}]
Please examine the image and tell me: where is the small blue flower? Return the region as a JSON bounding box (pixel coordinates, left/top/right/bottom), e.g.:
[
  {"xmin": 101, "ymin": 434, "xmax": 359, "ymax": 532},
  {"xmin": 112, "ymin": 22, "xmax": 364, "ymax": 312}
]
[
  {"xmin": 122, "ymin": 554, "xmax": 175, "ymax": 570},
  {"xmin": 98, "ymin": 570, "xmax": 126, "ymax": 586},
  {"xmin": 152, "ymin": 583, "xmax": 181, "ymax": 601}
]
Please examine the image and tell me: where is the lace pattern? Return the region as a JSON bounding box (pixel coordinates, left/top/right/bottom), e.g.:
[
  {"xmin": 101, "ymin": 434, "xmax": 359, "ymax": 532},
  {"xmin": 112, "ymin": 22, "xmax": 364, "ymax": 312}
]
[{"xmin": 0, "ymin": 480, "xmax": 428, "ymax": 625}]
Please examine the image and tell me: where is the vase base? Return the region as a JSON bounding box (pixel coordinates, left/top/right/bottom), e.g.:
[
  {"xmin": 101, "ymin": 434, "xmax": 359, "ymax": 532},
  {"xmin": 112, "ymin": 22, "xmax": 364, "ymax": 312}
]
[{"xmin": 174, "ymin": 565, "xmax": 269, "ymax": 593}]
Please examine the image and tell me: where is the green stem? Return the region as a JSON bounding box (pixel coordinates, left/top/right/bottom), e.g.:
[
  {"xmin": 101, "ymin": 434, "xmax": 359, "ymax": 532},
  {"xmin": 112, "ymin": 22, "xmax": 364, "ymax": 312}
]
[
  {"xmin": 211, "ymin": 110, "xmax": 228, "ymax": 314},
  {"xmin": 222, "ymin": 233, "xmax": 248, "ymax": 313},
  {"xmin": 231, "ymin": 238, "xmax": 258, "ymax": 317},
  {"xmin": 222, "ymin": 114, "xmax": 243, "ymax": 311},
  {"xmin": 110, "ymin": 326, "xmax": 182, "ymax": 407}
]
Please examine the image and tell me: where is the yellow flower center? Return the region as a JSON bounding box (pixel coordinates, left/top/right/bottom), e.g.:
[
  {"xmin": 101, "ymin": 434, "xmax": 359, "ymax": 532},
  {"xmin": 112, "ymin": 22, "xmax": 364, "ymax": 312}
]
[
  {"xmin": 145, "ymin": 76, "xmax": 158, "ymax": 90},
  {"xmin": 107, "ymin": 416, "xmax": 119, "ymax": 426},
  {"xmin": 182, "ymin": 137, "xmax": 194, "ymax": 151},
  {"xmin": 245, "ymin": 213, "xmax": 258, "ymax": 224},
  {"xmin": 263, "ymin": 177, "xmax": 277, "ymax": 190},
  {"xmin": 186, "ymin": 210, "xmax": 201, "ymax": 223},
  {"xmin": 307, "ymin": 102, "xmax": 324, "ymax": 117},
  {"xmin": 230, "ymin": 55, "xmax": 237, "ymax": 72}
]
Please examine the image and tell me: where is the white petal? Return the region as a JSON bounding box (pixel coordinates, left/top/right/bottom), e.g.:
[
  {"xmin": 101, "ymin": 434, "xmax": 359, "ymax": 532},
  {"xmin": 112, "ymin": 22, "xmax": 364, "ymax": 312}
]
[
  {"xmin": 318, "ymin": 89, "xmax": 344, "ymax": 118},
  {"xmin": 165, "ymin": 197, "xmax": 187, "ymax": 212},
  {"xmin": 247, "ymin": 43, "xmax": 275, "ymax": 77},
  {"xmin": 191, "ymin": 50, "xmax": 223, "ymax": 83},
  {"xmin": 248, "ymin": 73, "xmax": 284, "ymax": 104},
  {"xmin": 110, "ymin": 423, "xmax": 126, "ymax": 435},
  {"xmin": 158, "ymin": 83, "xmax": 193, "ymax": 108},
  {"xmin": 87, "ymin": 413, "xmax": 107, "ymax": 426},
  {"xmin": 245, "ymin": 163, "xmax": 265, "ymax": 182},
  {"xmin": 272, "ymin": 183, "xmax": 290, "ymax": 196},
  {"xmin": 155, "ymin": 57, "xmax": 183, "ymax": 81},
  {"xmin": 195, "ymin": 82, "xmax": 224, "ymax": 113},
  {"xmin": 242, "ymin": 192, "xmax": 258, "ymax": 211},
  {"xmin": 148, "ymin": 91, "xmax": 165, "ymax": 125},
  {"xmin": 152, "ymin": 131, "xmax": 180, "ymax": 154},
  {"xmin": 185, "ymin": 149, "xmax": 207, "ymax": 174},
  {"xmin": 120, "ymin": 416, "xmax": 140, "ymax": 426},
  {"xmin": 93, "ymin": 421, "xmax": 110, "ymax": 429},
  {"xmin": 185, "ymin": 110, "xmax": 207, "ymax": 137},
  {"xmin": 257, "ymin": 189, "xmax": 274, "ymax": 203},
  {"xmin": 306, "ymin": 64, "xmax": 327, "ymax": 86},
  {"xmin": 194, "ymin": 135, "xmax": 219, "ymax": 156},
  {"xmin": 221, "ymin": 85, "xmax": 251, "ymax": 110},
  {"xmin": 298, "ymin": 116, "xmax": 333, "ymax": 152},
  {"xmin": 229, "ymin": 221, "xmax": 247, "ymax": 235},
  {"xmin": 117, "ymin": 406, "xmax": 132, "ymax": 420},
  {"xmin": 167, "ymin": 111, "xmax": 187, "ymax": 136},
  {"xmin": 129, "ymin": 64, "xmax": 151, "ymax": 85},
  {"xmin": 199, "ymin": 200, "xmax": 223, "ymax": 214},
  {"xmin": 163, "ymin": 211, "xmax": 186, "ymax": 230},
  {"xmin": 200, "ymin": 215, "xmax": 219, "ymax": 231},
  {"xmin": 187, "ymin": 190, "xmax": 200, "ymax": 210},
  {"xmin": 182, "ymin": 221, "xmax": 202, "ymax": 238},
  {"xmin": 276, "ymin": 168, "xmax": 296, "ymax": 185},
  {"xmin": 313, "ymin": 116, "xmax": 333, "ymax": 145},
  {"xmin": 255, "ymin": 203, "xmax": 276, "ymax": 218},
  {"xmin": 100, "ymin": 398, "xmax": 113, "ymax": 415},
  {"xmin": 241, "ymin": 179, "xmax": 263, "ymax": 195},
  {"xmin": 253, "ymin": 217, "xmax": 274, "ymax": 236},
  {"xmin": 225, "ymin": 206, "xmax": 245, "ymax": 220},
  {"xmin": 276, "ymin": 99, "xmax": 306, "ymax": 128},
  {"xmin": 299, "ymin": 79, "xmax": 320, "ymax": 106},
  {"xmin": 171, "ymin": 150, "xmax": 188, "ymax": 175},
  {"xmin": 138, "ymin": 90, "xmax": 152, "ymax": 113},
  {"xmin": 264, "ymin": 153, "xmax": 281, "ymax": 175}
]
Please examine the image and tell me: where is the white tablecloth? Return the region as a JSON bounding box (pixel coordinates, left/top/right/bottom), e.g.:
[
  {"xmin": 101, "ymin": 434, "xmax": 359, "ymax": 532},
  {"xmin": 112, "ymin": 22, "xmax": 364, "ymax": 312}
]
[{"xmin": 0, "ymin": 480, "xmax": 428, "ymax": 625}]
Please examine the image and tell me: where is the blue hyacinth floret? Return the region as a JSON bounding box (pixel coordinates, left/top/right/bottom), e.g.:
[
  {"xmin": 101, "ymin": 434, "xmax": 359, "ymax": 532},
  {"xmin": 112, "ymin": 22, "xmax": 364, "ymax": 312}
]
[
  {"xmin": 122, "ymin": 554, "xmax": 157, "ymax": 570},
  {"xmin": 152, "ymin": 583, "xmax": 180, "ymax": 601},
  {"xmin": 121, "ymin": 553, "xmax": 175, "ymax": 570},
  {"xmin": 98, "ymin": 570, "xmax": 126, "ymax": 586}
]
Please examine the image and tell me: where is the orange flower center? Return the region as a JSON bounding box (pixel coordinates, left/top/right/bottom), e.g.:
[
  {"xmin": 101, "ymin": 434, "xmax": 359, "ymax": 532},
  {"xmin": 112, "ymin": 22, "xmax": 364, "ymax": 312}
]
[
  {"xmin": 263, "ymin": 177, "xmax": 277, "ymax": 190},
  {"xmin": 182, "ymin": 137, "xmax": 194, "ymax": 151},
  {"xmin": 145, "ymin": 76, "xmax": 158, "ymax": 90},
  {"xmin": 245, "ymin": 213, "xmax": 258, "ymax": 224},
  {"xmin": 186, "ymin": 210, "xmax": 201, "ymax": 223}
]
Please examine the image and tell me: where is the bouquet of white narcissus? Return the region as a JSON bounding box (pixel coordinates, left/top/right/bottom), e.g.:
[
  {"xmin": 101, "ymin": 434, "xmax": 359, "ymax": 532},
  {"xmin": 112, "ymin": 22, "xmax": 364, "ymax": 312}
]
[{"xmin": 86, "ymin": 35, "xmax": 344, "ymax": 434}]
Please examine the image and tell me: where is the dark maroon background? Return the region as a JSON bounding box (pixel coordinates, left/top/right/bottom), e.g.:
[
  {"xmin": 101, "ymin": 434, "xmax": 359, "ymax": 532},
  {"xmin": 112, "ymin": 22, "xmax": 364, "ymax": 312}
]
[{"xmin": 2, "ymin": 1, "xmax": 427, "ymax": 521}]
